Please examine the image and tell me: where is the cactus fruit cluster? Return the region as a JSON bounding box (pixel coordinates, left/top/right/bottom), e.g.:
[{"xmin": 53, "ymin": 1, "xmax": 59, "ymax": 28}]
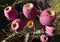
[
  {"xmin": 0, "ymin": 0, "xmax": 58, "ymax": 42},
  {"xmin": 39, "ymin": 8, "xmax": 56, "ymax": 42}
]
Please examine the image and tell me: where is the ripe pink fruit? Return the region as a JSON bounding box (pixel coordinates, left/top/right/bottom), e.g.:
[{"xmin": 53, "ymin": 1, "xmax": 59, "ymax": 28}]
[
  {"xmin": 11, "ymin": 19, "xmax": 25, "ymax": 32},
  {"xmin": 22, "ymin": 3, "xmax": 37, "ymax": 19},
  {"xmin": 45, "ymin": 25, "xmax": 56, "ymax": 36},
  {"xmin": 4, "ymin": 6, "xmax": 19, "ymax": 20},
  {"xmin": 39, "ymin": 9, "xmax": 56, "ymax": 26},
  {"xmin": 40, "ymin": 34, "xmax": 48, "ymax": 42}
]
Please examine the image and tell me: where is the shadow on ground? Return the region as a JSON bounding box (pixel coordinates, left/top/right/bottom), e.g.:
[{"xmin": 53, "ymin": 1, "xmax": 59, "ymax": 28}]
[{"xmin": 55, "ymin": 35, "xmax": 60, "ymax": 42}]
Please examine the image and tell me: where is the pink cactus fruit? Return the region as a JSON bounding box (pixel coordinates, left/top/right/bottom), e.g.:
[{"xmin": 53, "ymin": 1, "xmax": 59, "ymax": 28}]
[
  {"xmin": 40, "ymin": 34, "xmax": 48, "ymax": 42},
  {"xmin": 11, "ymin": 19, "xmax": 25, "ymax": 32},
  {"xmin": 4, "ymin": 6, "xmax": 19, "ymax": 20},
  {"xmin": 45, "ymin": 25, "xmax": 56, "ymax": 36},
  {"xmin": 39, "ymin": 9, "xmax": 56, "ymax": 26},
  {"xmin": 22, "ymin": 3, "xmax": 37, "ymax": 19}
]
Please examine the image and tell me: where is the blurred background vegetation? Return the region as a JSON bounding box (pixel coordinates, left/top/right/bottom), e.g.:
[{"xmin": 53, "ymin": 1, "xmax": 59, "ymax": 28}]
[{"xmin": 0, "ymin": 0, "xmax": 60, "ymax": 42}]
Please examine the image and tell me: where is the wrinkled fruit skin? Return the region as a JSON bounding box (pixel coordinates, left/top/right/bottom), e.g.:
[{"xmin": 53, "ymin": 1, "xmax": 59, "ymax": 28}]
[
  {"xmin": 4, "ymin": 6, "xmax": 19, "ymax": 20},
  {"xmin": 11, "ymin": 19, "xmax": 25, "ymax": 32},
  {"xmin": 45, "ymin": 25, "xmax": 56, "ymax": 36},
  {"xmin": 39, "ymin": 9, "xmax": 56, "ymax": 26},
  {"xmin": 40, "ymin": 34, "xmax": 48, "ymax": 42},
  {"xmin": 22, "ymin": 3, "xmax": 37, "ymax": 19}
]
